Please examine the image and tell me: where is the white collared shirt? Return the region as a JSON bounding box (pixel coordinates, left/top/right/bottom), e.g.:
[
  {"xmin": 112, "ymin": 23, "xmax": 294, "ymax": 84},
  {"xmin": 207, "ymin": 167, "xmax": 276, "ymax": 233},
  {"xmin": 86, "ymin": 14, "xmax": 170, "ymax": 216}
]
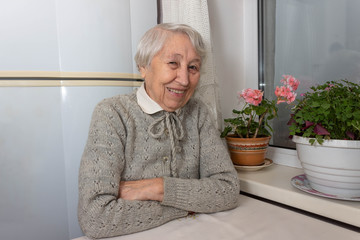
[
  {"xmin": 136, "ymin": 82, "xmax": 180, "ymax": 114},
  {"xmin": 136, "ymin": 82, "xmax": 163, "ymax": 114}
]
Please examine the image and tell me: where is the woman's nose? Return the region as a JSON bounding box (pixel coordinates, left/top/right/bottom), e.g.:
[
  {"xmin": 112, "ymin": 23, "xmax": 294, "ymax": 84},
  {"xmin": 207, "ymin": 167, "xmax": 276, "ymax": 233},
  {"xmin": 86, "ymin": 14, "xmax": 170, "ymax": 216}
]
[{"xmin": 176, "ymin": 66, "xmax": 189, "ymax": 86}]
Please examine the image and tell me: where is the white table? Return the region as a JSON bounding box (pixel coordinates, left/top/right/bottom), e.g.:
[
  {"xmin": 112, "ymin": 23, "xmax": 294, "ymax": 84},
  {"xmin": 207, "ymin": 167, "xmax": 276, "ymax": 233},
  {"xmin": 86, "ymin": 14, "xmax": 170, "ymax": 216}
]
[{"xmin": 73, "ymin": 194, "xmax": 359, "ymax": 240}]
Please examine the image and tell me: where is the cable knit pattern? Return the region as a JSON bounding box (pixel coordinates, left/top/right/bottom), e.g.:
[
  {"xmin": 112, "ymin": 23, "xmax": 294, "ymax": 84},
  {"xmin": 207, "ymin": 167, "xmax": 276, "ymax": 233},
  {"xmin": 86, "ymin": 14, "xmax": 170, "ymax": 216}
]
[
  {"xmin": 78, "ymin": 91, "xmax": 240, "ymax": 239},
  {"xmin": 147, "ymin": 111, "xmax": 184, "ymax": 177}
]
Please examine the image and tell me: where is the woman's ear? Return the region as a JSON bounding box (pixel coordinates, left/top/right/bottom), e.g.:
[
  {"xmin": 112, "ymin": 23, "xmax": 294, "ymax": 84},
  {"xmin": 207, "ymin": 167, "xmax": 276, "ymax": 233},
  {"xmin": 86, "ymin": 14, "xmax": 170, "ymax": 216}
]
[{"xmin": 139, "ymin": 66, "xmax": 147, "ymax": 79}]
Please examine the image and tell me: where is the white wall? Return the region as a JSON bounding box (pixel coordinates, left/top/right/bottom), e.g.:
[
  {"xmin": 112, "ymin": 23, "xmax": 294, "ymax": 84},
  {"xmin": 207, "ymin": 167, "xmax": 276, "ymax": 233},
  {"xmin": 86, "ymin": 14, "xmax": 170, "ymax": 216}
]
[
  {"xmin": 208, "ymin": 0, "xmax": 258, "ymax": 119},
  {"xmin": 130, "ymin": 0, "xmax": 159, "ymax": 74},
  {"xmin": 0, "ymin": 0, "xmax": 60, "ymax": 71},
  {"xmin": 56, "ymin": 0, "xmax": 134, "ymax": 73},
  {"xmin": 0, "ymin": 0, "xmax": 157, "ymax": 73},
  {"xmin": 0, "ymin": 87, "xmax": 68, "ymax": 240}
]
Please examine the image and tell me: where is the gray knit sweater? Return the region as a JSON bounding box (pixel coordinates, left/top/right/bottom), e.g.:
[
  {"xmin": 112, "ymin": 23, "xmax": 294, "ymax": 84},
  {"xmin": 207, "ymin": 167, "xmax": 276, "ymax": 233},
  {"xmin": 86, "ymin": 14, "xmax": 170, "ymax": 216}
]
[{"xmin": 78, "ymin": 91, "xmax": 240, "ymax": 239}]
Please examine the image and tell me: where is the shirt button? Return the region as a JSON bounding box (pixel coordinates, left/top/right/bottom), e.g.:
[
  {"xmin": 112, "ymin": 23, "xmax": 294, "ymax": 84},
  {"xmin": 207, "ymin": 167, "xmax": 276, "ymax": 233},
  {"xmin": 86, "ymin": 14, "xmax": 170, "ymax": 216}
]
[{"xmin": 163, "ymin": 156, "xmax": 169, "ymax": 162}]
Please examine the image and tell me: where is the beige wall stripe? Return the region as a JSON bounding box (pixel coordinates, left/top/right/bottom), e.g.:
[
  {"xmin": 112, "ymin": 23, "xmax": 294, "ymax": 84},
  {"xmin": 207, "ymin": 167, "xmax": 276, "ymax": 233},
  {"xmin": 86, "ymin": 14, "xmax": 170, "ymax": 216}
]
[
  {"xmin": 0, "ymin": 71, "xmax": 143, "ymax": 87},
  {"xmin": 0, "ymin": 80, "xmax": 143, "ymax": 87},
  {"xmin": 0, "ymin": 71, "xmax": 141, "ymax": 79}
]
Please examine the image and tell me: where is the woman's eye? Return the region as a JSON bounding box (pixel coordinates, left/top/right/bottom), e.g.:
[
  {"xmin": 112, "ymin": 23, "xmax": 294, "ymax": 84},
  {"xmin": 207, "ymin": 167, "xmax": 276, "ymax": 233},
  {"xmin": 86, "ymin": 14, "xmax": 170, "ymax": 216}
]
[
  {"xmin": 168, "ymin": 62, "xmax": 178, "ymax": 67},
  {"xmin": 188, "ymin": 65, "xmax": 199, "ymax": 72}
]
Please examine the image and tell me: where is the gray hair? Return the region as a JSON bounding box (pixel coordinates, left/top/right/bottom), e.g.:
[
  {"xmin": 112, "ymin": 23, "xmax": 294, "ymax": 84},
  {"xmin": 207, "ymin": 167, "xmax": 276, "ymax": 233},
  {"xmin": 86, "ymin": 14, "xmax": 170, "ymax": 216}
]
[{"xmin": 134, "ymin": 23, "xmax": 206, "ymax": 71}]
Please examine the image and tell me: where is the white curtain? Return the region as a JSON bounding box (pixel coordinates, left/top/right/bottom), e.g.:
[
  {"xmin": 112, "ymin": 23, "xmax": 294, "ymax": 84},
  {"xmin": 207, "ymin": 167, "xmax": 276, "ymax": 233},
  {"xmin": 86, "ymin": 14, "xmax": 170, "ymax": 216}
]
[{"xmin": 160, "ymin": 0, "xmax": 222, "ymax": 130}]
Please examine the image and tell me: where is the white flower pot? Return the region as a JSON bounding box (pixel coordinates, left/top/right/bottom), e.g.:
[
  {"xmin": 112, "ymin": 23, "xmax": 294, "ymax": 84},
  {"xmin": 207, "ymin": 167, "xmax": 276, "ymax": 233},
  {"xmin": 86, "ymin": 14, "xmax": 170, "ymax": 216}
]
[{"xmin": 292, "ymin": 136, "xmax": 360, "ymax": 198}]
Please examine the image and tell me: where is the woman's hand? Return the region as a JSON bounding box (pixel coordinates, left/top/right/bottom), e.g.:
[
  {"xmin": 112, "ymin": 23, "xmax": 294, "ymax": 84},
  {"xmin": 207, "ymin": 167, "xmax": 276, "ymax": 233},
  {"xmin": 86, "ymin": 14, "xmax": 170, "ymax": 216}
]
[{"xmin": 118, "ymin": 178, "xmax": 164, "ymax": 202}]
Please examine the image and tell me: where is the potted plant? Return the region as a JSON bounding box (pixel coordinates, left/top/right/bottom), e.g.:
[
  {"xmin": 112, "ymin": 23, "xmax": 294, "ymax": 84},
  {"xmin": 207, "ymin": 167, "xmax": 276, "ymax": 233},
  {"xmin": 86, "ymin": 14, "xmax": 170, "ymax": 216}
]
[
  {"xmin": 221, "ymin": 75, "xmax": 299, "ymax": 166},
  {"xmin": 288, "ymin": 79, "xmax": 360, "ymax": 198}
]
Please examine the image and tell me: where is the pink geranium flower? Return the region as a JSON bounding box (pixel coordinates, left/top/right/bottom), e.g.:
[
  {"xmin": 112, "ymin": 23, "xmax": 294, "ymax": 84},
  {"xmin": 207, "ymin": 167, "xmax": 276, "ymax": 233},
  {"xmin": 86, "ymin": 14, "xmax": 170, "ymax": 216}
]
[
  {"xmin": 240, "ymin": 88, "xmax": 263, "ymax": 106},
  {"xmin": 286, "ymin": 92, "xmax": 297, "ymax": 104},
  {"xmin": 325, "ymin": 83, "xmax": 335, "ymax": 91},
  {"xmin": 281, "ymin": 75, "xmax": 300, "ymax": 91},
  {"xmin": 275, "ymin": 85, "xmax": 297, "ymax": 104},
  {"xmin": 221, "ymin": 75, "xmax": 300, "ymax": 139}
]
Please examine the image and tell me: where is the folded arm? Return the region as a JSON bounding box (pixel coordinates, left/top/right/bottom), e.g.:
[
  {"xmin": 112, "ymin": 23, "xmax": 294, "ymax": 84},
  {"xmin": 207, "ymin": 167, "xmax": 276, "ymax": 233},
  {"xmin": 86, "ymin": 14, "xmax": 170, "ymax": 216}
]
[{"xmin": 119, "ymin": 178, "xmax": 164, "ymax": 201}]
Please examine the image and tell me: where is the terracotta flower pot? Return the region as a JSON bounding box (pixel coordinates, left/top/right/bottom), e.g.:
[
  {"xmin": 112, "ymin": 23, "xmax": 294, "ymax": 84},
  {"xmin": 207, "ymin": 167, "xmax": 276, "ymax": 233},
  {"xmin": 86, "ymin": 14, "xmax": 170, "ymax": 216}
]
[{"xmin": 225, "ymin": 135, "xmax": 271, "ymax": 166}]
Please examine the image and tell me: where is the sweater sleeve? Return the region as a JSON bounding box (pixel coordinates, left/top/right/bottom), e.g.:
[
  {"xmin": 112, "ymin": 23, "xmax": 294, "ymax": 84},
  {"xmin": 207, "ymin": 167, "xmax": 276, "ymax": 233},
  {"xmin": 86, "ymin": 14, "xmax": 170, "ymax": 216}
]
[
  {"xmin": 161, "ymin": 103, "xmax": 240, "ymax": 213},
  {"xmin": 78, "ymin": 101, "xmax": 187, "ymax": 239}
]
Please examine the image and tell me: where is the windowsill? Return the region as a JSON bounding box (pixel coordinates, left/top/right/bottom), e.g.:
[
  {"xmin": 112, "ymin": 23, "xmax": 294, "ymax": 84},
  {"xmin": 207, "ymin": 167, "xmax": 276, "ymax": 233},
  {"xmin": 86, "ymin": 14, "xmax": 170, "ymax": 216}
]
[{"xmin": 237, "ymin": 164, "xmax": 360, "ymax": 228}]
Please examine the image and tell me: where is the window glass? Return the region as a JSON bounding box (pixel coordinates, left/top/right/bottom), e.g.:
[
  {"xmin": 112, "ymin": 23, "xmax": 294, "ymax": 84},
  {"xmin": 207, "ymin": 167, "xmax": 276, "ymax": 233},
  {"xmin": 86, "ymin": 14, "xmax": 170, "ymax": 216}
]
[{"xmin": 261, "ymin": 0, "xmax": 360, "ymax": 148}]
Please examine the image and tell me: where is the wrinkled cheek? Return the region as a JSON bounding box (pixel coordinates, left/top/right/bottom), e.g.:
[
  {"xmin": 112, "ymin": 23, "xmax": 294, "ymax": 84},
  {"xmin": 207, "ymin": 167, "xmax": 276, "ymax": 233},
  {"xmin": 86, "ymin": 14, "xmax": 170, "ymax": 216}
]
[{"xmin": 184, "ymin": 91, "xmax": 195, "ymax": 105}]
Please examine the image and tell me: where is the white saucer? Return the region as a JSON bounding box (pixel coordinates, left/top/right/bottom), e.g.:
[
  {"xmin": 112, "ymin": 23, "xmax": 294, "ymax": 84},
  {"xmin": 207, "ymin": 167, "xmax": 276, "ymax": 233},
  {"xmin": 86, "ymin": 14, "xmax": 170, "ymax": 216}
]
[
  {"xmin": 234, "ymin": 159, "xmax": 273, "ymax": 172},
  {"xmin": 291, "ymin": 174, "xmax": 360, "ymax": 202}
]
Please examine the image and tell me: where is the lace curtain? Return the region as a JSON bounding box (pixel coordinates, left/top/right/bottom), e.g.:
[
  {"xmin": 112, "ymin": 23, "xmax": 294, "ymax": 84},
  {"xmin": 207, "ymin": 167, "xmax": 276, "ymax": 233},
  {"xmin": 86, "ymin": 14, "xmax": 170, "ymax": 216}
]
[{"xmin": 159, "ymin": 0, "xmax": 222, "ymax": 130}]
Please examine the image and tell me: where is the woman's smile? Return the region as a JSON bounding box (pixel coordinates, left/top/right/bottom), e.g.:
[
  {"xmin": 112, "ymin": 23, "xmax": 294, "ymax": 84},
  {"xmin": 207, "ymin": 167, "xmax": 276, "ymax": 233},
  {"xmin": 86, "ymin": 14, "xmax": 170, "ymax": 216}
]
[{"xmin": 167, "ymin": 87, "xmax": 186, "ymax": 95}]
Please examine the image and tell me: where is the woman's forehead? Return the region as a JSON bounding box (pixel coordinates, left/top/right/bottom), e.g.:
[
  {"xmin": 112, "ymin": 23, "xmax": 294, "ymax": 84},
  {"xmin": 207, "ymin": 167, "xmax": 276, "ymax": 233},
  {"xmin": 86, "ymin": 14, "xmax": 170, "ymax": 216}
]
[{"xmin": 158, "ymin": 35, "xmax": 200, "ymax": 61}]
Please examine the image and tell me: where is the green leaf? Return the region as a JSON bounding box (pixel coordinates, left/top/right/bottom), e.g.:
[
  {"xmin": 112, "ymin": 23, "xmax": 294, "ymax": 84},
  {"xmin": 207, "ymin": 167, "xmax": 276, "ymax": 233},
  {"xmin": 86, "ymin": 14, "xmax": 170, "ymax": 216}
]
[
  {"xmin": 311, "ymin": 102, "xmax": 320, "ymax": 107},
  {"xmin": 321, "ymin": 103, "xmax": 330, "ymax": 110},
  {"xmin": 220, "ymin": 126, "xmax": 232, "ymax": 138},
  {"xmin": 244, "ymin": 107, "xmax": 252, "ymax": 115}
]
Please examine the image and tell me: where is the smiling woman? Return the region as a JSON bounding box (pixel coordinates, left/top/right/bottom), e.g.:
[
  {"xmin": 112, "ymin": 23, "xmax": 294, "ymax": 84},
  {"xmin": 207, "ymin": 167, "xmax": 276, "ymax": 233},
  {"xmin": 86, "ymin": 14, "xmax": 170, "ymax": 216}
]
[
  {"xmin": 139, "ymin": 33, "xmax": 201, "ymax": 112},
  {"xmin": 77, "ymin": 23, "xmax": 240, "ymax": 239},
  {"xmin": 135, "ymin": 24, "xmax": 206, "ymax": 112}
]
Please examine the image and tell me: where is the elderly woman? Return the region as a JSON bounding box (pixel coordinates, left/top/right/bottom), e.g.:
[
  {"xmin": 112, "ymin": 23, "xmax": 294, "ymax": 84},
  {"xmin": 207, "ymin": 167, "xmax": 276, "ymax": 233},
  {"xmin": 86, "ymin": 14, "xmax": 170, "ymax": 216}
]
[{"xmin": 78, "ymin": 23, "xmax": 240, "ymax": 239}]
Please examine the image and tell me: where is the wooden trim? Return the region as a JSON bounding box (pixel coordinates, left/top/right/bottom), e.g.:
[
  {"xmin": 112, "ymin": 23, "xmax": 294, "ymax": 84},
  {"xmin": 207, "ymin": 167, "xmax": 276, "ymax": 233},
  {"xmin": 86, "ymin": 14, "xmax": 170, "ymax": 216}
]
[
  {"xmin": 0, "ymin": 71, "xmax": 143, "ymax": 87},
  {"xmin": 0, "ymin": 71, "xmax": 142, "ymax": 79},
  {"xmin": 0, "ymin": 79, "xmax": 143, "ymax": 87}
]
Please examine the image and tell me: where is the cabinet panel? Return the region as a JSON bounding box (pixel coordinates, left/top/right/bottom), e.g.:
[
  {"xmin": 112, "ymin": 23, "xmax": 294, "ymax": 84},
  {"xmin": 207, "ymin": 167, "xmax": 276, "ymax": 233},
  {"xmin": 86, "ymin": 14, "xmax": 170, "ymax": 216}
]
[
  {"xmin": 0, "ymin": 0, "xmax": 60, "ymax": 71},
  {"xmin": 56, "ymin": 0, "xmax": 133, "ymax": 73}
]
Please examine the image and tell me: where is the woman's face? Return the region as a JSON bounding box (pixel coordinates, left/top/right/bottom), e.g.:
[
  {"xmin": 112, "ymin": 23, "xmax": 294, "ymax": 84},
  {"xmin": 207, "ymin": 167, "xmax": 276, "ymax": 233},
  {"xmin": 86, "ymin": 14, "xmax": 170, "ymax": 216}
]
[{"xmin": 140, "ymin": 33, "xmax": 201, "ymax": 112}]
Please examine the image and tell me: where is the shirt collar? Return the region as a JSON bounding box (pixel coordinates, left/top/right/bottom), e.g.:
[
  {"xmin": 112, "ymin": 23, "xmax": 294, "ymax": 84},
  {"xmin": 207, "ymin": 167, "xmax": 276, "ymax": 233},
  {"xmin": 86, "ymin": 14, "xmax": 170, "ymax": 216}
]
[
  {"xmin": 136, "ymin": 82, "xmax": 163, "ymax": 114},
  {"xmin": 136, "ymin": 82, "xmax": 182, "ymax": 115}
]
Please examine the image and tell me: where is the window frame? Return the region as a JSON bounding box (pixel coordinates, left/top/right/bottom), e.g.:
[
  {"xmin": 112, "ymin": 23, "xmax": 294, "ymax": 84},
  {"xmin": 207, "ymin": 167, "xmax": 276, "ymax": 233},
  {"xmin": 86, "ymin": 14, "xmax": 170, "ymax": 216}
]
[{"xmin": 245, "ymin": 0, "xmax": 301, "ymax": 168}]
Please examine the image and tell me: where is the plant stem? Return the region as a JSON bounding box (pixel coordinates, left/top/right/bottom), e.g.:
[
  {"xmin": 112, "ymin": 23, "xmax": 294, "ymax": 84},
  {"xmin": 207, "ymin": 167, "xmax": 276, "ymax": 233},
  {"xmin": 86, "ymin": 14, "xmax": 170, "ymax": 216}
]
[
  {"xmin": 253, "ymin": 109, "xmax": 268, "ymax": 138},
  {"xmin": 246, "ymin": 114, "xmax": 253, "ymax": 138}
]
